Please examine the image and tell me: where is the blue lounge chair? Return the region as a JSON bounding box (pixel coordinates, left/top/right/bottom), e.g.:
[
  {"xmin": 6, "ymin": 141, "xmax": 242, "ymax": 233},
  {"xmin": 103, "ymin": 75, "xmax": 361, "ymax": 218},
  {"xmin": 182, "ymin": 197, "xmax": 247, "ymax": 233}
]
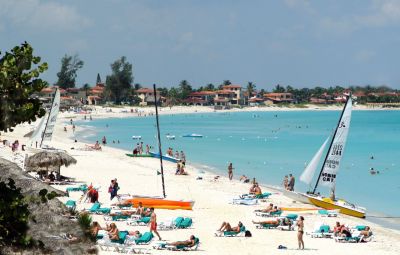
[
  {"xmin": 127, "ymin": 216, "xmax": 151, "ymax": 226},
  {"xmin": 285, "ymin": 214, "xmax": 298, "ymax": 221},
  {"xmin": 65, "ymin": 200, "xmax": 76, "ymax": 211},
  {"xmin": 177, "ymin": 218, "xmax": 192, "ymax": 229},
  {"xmin": 310, "ymin": 225, "xmax": 333, "ymax": 238},
  {"xmin": 222, "ymin": 226, "xmax": 246, "ymax": 237},
  {"xmin": 255, "ymin": 192, "xmax": 272, "ymax": 199},
  {"xmin": 135, "ymin": 231, "xmax": 154, "ymax": 245},
  {"xmin": 89, "ymin": 202, "xmax": 111, "ymax": 214},
  {"xmin": 111, "ymin": 231, "xmax": 129, "ymax": 244},
  {"xmin": 66, "ymin": 184, "xmax": 87, "ymax": 193}
]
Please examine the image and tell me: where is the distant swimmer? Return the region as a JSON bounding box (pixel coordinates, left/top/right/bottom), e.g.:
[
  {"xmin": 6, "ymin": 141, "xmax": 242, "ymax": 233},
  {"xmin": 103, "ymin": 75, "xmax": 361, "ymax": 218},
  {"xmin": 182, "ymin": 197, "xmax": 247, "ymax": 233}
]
[
  {"xmin": 370, "ymin": 155, "xmax": 374, "ymax": 160},
  {"xmin": 369, "ymin": 167, "xmax": 379, "ymax": 175}
]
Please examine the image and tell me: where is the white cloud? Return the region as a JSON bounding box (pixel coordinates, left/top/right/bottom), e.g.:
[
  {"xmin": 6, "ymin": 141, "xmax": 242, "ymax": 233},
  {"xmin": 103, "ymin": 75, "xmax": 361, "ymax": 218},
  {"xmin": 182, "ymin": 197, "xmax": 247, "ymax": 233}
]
[
  {"xmin": 318, "ymin": 0, "xmax": 400, "ymax": 35},
  {"xmin": 0, "ymin": 0, "xmax": 91, "ymax": 31},
  {"xmin": 354, "ymin": 50, "xmax": 376, "ymax": 62},
  {"xmin": 356, "ymin": 0, "xmax": 400, "ymax": 27},
  {"xmin": 283, "ymin": 0, "xmax": 315, "ymax": 14}
]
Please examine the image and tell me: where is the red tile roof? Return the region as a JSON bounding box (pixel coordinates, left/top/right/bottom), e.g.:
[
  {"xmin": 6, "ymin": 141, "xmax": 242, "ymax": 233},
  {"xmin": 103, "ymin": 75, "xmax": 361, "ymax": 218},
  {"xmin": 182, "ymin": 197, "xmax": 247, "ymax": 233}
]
[
  {"xmin": 136, "ymin": 88, "xmax": 153, "ymax": 93},
  {"xmin": 190, "ymin": 91, "xmax": 216, "ymax": 96},
  {"xmin": 223, "ymin": 85, "xmax": 241, "ymax": 89},
  {"xmin": 216, "ymin": 90, "xmax": 235, "ymax": 94}
]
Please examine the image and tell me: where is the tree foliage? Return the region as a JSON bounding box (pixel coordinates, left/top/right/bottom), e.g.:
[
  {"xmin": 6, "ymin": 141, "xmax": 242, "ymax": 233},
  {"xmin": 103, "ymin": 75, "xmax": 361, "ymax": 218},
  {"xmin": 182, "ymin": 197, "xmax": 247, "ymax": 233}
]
[
  {"xmin": 56, "ymin": 54, "xmax": 84, "ymax": 89},
  {"xmin": 0, "ymin": 42, "xmax": 48, "ymax": 132},
  {"xmin": 105, "ymin": 56, "xmax": 133, "ymax": 104},
  {"xmin": 96, "ymin": 73, "xmax": 102, "ymax": 84},
  {"xmin": 0, "ymin": 179, "xmax": 33, "ymax": 247},
  {"xmin": 178, "ymin": 80, "xmax": 192, "ymax": 100}
]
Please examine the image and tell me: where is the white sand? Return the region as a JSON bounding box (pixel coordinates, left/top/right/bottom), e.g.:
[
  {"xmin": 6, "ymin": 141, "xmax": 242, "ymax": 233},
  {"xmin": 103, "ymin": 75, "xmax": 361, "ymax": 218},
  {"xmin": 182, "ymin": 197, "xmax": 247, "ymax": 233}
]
[{"xmin": 1, "ymin": 105, "xmax": 400, "ymax": 255}]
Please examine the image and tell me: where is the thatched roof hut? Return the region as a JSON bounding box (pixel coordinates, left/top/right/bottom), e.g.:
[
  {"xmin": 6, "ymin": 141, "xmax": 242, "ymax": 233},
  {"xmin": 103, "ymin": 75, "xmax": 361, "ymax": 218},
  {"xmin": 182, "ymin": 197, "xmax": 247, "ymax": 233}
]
[{"xmin": 0, "ymin": 158, "xmax": 96, "ymax": 254}]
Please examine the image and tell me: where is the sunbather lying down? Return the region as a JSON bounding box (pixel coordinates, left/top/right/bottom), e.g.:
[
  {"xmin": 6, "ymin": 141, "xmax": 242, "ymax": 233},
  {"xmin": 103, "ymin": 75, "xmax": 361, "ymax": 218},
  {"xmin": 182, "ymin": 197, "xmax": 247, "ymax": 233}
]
[
  {"xmin": 217, "ymin": 221, "xmax": 243, "ymax": 232},
  {"xmin": 167, "ymin": 235, "xmax": 196, "ymax": 247}
]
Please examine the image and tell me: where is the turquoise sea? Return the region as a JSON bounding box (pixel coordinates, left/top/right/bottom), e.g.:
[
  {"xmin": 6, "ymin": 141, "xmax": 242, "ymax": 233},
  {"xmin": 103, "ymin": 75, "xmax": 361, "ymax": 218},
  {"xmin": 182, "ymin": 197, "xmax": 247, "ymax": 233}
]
[{"xmin": 76, "ymin": 110, "xmax": 400, "ymax": 219}]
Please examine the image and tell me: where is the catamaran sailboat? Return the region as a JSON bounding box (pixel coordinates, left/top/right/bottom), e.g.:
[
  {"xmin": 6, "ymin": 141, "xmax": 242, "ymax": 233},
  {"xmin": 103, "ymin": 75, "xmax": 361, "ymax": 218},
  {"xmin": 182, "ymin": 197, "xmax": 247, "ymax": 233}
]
[
  {"xmin": 29, "ymin": 88, "xmax": 61, "ymax": 151},
  {"xmin": 300, "ymin": 95, "xmax": 366, "ymax": 218}
]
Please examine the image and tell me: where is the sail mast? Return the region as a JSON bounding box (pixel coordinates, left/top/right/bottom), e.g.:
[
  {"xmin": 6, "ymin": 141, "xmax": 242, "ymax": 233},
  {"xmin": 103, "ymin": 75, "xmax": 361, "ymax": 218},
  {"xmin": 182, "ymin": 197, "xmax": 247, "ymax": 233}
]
[
  {"xmin": 39, "ymin": 88, "xmax": 58, "ymax": 148},
  {"xmin": 153, "ymin": 84, "xmax": 166, "ymax": 198},
  {"xmin": 312, "ymin": 95, "xmax": 350, "ymax": 194}
]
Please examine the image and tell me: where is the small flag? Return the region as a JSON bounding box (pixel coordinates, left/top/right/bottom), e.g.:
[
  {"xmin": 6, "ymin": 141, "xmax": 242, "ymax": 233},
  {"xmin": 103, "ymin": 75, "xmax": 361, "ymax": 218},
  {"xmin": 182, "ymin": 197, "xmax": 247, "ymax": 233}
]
[{"xmin": 157, "ymin": 171, "xmax": 161, "ymax": 175}]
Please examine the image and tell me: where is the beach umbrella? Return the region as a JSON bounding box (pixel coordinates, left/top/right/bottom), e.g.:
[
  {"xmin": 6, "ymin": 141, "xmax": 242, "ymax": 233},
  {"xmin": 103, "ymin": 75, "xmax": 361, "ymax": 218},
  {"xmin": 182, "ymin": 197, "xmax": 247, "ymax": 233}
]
[{"xmin": 26, "ymin": 151, "xmax": 77, "ymax": 176}]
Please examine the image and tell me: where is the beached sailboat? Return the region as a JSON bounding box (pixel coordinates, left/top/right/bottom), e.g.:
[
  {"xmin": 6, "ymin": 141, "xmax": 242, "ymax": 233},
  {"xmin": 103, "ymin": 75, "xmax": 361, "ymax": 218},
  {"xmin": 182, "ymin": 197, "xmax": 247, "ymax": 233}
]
[
  {"xmin": 29, "ymin": 88, "xmax": 61, "ymax": 150},
  {"xmin": 300, "ymin": 96, "xmax": 366, "ymax": 218}
]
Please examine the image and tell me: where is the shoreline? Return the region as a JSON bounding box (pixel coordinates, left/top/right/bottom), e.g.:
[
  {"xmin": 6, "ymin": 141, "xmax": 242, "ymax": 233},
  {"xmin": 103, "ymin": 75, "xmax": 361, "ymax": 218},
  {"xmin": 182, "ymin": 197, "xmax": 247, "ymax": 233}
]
[
  {"xmin": 71, "ymin": 113, "xmax": 400, "ymax": 232},
  {"xmin": 1, "ymin": 107, "xmax": 400, "ymax": 254}
]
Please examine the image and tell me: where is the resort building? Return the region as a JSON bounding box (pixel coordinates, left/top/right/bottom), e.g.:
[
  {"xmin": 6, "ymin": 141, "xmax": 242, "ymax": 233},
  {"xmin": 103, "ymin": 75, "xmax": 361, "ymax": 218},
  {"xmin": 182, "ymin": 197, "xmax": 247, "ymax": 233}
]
[
  {"xmin": 222, "ymin": 85, "xmax": 243, "ymax": 105},
  {"xmin": 184, "ymin": 91, "xmax": 216, "ymax": 106},
  {"xmin": 263, "ymin": 92, "xmax": 294, "ymax": 104},
  {"xmin": 136, "ymin": 88, "xmax": 164, "ymax": 106},
  {"xmin": 214, "ymin": 90, "xmax": 236, "ymax": 106}
]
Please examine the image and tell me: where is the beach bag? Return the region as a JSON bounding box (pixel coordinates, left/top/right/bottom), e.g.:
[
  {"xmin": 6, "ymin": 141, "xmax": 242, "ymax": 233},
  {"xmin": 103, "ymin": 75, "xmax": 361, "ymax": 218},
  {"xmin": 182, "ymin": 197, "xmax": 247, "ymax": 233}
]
[{"xmin": 245, "ymin": 230, "xmax": 252, "ymax": 237}]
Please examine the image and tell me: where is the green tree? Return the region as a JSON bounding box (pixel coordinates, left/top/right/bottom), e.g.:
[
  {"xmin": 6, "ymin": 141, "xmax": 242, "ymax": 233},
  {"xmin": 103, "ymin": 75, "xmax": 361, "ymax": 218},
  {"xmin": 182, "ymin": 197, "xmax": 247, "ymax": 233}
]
[
  {"xmin": 168, "ymin": 87, "xmax": 179, "ymax": 105},
  {"xmin": 246, "ymin": 82, "xmax": 256, "ymax": 105},
  {"xmin": 55, "ymin": 54, "xmax": 84, "ymax": 89},
  {"xmin": 0, "ymin": 179, "xmax": 32, "ymax": 247},
  {"xmin": 178, "ymin": 80, "xmax": 192, "ymax": 100},
  {"xmin": 273, "ymin": 84, "xmax": 285, "ymax": 93},
  {"xmin": 157, "ymin": 87, "xmax": 169, "ymax": 97},
  {"xmin": 134, "ymin": 83, "xmax": 142, "ymax": 90},
  {"xmin": 82, "ymin": 83, "xmax": 91, "ymax": 100},
  {"xmin": 96, "ymin": 73, "xmax": 101, "ymax": 84},
  {"xmin": 105, "ymin": 56, "xmax": 133, "ymax": 104},
  {"xmin": 0, "ymin": 42, "xmax": 48, "ymax": 132},
  {"xmin": 205, "ymin": 83, "xmax": 215, "ymax": 91}
]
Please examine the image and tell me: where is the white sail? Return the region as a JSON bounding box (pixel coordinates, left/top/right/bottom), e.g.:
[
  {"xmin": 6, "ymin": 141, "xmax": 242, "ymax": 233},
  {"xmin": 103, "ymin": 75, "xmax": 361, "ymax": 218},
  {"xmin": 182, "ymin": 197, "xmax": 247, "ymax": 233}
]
[
  {"xmin": 300, "ymin": 137, "xmax": 330, "ymax": 185},
  {"xmin": 29, "ymin": 115, "xmax": 47, "ymax": 147},
  {"xmin": 41, "ymin": 88, "xmax": 60, "ymax": 146},
  {"xmin": 318, "ymin": 97, "xmax": 352, "ymax": 188}
]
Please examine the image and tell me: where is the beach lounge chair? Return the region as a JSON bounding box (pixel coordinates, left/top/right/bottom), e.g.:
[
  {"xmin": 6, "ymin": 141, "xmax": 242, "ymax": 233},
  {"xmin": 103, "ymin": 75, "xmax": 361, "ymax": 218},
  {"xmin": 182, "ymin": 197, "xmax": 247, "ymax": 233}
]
[
  {"xmin": 88, "ymin": 202, "xmax": 111, "ymax": 214},
  {"xmin": 255, "ymin": 210, "xmax": 282, "ymax": 217},
  {"xmin": 65, "ymin": 200, "xmax": 76, "ymax": 211},
  {"xmin": 240, "ymin": 192, "xmax": 271, "ymax": 199},
  {"xmin": 158, "ymin": 217, "xmax": 184, "ymax": 231},
  {"xmin": 216, "ymin": 226, "xmax": 246, "ymax": 237},
  {"xmin": 256, "ymin": 221, "xmax": 280, "ymax": 229},
  {"xmin": 232, "ymin": 198, "xmax": 258, "ymax": 205},
  {"xmin": 318, "ymin": 209, "xmax": 338, "ymax": 217},
  {"xmin": 176, "ymin": 217, "xmax": 192, "ymax": 229},
  {"xmin": 310, "ymin": 225, "xmax": 333, "ymax": 238},
  {"xmin": 103, "ymin": 214, "xmax": 132, "ymax": 222},
  {"xmin": 127, "ymin": 216, "xmax": 151, "ymax": 226},
  {"xmin": 97, "ymin": 231, "xmax": 128, "ymax": 251},
  {"xmin": 66, "ymin": 184, "xmax": 88, "ymax": 193},
  {"xmin": 154, "ymin": 237, "xmax": 200, "ymax": 251},
  {"xmin": 135, "ymin": 232, "xmax": 154, "ymax": 245}
]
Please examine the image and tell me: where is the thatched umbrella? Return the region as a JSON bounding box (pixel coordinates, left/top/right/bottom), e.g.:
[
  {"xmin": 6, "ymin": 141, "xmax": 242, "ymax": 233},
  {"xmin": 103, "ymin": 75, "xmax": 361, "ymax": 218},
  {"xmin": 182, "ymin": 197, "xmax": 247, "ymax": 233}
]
[{"xmin": 26, "ymin": 151, "xmax": 77, "ymax": 179}]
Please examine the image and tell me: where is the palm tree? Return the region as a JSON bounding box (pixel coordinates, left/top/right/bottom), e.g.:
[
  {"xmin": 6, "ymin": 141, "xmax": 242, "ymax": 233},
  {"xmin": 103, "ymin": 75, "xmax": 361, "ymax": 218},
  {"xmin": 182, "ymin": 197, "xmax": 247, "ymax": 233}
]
[
  {"xmin": 82, "ymin": 83, "xmax": 91, "ymax": 99},
  {"xmin": 246, "ymin": 82, "xmax": 256, "ymax": 105}
]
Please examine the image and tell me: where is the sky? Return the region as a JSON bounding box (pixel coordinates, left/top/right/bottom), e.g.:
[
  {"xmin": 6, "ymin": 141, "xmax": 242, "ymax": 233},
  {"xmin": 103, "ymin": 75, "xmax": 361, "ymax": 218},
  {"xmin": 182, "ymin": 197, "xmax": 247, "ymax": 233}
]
[{"xmin": 1, "ymin": 0, "xmax": 400, "ymax": 90}]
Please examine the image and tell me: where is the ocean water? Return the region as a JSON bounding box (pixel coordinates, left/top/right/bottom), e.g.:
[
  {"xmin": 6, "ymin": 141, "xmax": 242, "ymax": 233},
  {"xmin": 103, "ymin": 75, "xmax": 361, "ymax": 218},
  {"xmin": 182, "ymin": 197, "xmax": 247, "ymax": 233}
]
[{"xmin": 76, "ymin": 110, "xmax": 400, "ymax": 218}]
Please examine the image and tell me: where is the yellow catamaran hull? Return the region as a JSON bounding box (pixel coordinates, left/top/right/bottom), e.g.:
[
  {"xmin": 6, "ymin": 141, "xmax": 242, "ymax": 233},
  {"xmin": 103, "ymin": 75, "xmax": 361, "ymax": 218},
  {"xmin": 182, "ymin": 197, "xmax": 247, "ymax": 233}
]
[{"xmin": 306, "ymin": 195, "xmax": 365, "ymax": 218}]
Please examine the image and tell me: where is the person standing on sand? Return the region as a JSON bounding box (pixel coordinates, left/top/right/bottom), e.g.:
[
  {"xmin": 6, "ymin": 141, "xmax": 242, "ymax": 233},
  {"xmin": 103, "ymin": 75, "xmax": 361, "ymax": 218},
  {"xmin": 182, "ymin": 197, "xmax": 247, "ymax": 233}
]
[
  {"xmin": 228, "ymin": 163, "xmax": 234, "ymax": 180},
  {"xmin": 283, "ymin": 175, "xmax": 289, "ymax": 190},
  {"xmin": 149, "ymin": 208, "xmax": 162, "ymax": 240},
  {"xmin": 146, "ymin": 144, "xmax": 150, "ymax": 154},
  {"xmin": 288, "ymin": 174, "xmax": 295, "ymax": 191},
  {"xmin": 297, "ymin": 216, "xmax": 305, "ymax": 250}
]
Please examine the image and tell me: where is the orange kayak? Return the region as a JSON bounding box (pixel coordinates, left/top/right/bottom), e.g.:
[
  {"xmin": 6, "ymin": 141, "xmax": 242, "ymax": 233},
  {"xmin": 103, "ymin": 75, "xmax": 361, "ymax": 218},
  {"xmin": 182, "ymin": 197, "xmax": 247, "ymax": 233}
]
[{"xmin": 123, "ymin": 198, "xmax": 194, "ymax": 210}]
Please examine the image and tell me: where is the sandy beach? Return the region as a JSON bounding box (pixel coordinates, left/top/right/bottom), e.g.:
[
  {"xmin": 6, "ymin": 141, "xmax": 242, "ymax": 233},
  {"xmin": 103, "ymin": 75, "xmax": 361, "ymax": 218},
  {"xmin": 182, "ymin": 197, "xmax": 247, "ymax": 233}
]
[{"xmin": 1, "ymin": 105, "xmax": 400, "ymax": 255}]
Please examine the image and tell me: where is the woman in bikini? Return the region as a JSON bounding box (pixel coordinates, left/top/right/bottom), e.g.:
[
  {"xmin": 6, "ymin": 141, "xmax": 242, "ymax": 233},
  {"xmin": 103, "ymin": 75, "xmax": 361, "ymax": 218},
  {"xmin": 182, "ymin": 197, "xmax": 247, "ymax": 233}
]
[{"xmin": 297, "ymin": 216, "xmax": 304, "ymax": 250}]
